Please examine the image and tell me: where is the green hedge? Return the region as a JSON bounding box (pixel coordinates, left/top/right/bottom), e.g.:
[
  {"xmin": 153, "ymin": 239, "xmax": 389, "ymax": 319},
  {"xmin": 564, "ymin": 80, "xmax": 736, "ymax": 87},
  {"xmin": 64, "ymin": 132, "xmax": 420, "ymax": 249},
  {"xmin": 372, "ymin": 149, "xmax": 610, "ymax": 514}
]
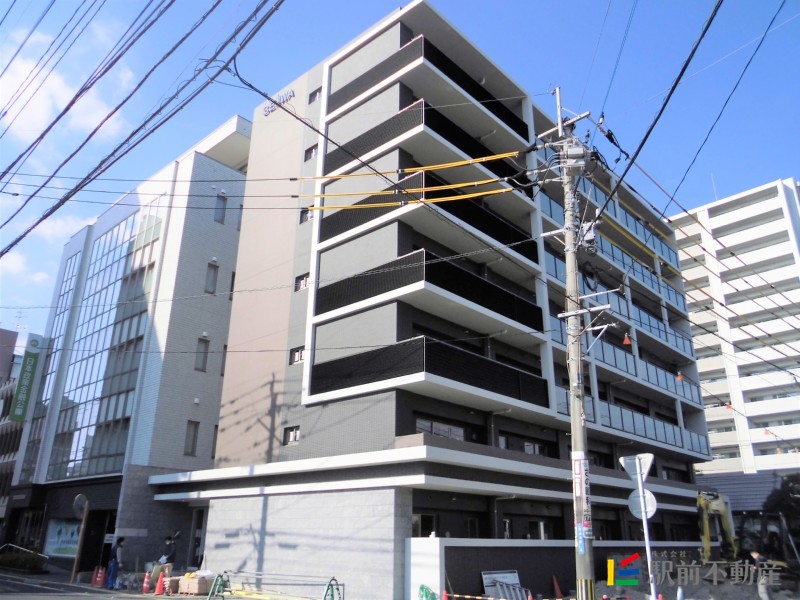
[{"xmin": 0, "ymin": 553, "xmax": 47, "ymax": 571}]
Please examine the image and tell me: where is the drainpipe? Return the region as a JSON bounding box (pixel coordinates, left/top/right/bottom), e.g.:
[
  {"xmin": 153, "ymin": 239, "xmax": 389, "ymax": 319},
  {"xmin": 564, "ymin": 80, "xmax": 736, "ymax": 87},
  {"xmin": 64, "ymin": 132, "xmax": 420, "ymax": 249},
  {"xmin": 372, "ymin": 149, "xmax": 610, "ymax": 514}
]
[{"xmin": 492, "ymin": 495, "xmax": 516, "ymax": 538}]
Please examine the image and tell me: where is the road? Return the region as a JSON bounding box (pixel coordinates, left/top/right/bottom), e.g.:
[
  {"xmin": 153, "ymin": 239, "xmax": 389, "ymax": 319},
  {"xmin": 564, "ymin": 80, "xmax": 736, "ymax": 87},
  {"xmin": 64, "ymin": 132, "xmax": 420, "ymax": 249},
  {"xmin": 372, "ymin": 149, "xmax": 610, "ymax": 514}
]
[{"xmin": 0, "ymin": 572, "xmax": 140, "ymax": 597}]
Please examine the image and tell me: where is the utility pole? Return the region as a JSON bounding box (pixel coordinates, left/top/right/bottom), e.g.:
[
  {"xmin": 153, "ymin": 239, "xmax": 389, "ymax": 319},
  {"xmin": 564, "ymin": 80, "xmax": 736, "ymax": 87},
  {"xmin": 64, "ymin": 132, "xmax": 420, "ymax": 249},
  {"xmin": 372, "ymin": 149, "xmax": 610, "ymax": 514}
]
[{"xmin": 554, "ymin": 88, "xmax": 596, "ymax": 600}]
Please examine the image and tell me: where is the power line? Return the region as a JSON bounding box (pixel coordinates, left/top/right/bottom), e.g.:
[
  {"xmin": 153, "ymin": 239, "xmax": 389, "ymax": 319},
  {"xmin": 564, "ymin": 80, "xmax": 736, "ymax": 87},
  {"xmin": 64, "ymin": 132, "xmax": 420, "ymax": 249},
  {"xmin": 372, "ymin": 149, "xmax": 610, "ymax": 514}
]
[
  {"xmin": 0, "ymin": 0, "xmax": 287, "ymax": 259},
  {"xmin": 589, "ymin": 0, "xmax": 724, "ymax": 226},
  {"xmin": 0, "ymin": 0, "xmax": 56, "ymax": 82},
  {"xmin": 666, "ymin": 0, "xmax": 786, "ymax": 204}
]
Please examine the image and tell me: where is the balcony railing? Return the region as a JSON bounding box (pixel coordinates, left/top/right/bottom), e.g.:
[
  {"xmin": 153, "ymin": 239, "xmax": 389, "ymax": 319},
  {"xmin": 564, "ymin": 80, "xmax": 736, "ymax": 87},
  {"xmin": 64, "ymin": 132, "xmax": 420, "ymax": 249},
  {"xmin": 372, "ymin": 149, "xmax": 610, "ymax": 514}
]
[
  {"xmin": 596, "ymin": 235, "xmax": 686, "ymax": 312},
  {"xmin": 315, "ymin": 249, "xmax": 544, "ymax": 332},
  {"xmin": 639, "ymin": 360, "xmax": 701, "ymax": 405},
  {"xmin": 324, "ymin": 100, "xmax": 534, "ymax": 196},
  {"xmin": 593, "ymin": 339, "xmax": 637, "ymax": 375},
  {"xmin": 540, "ymin": 192, "xmax": 564, "ymax": 226},
  {"xmin": 556, "ymin": 389, "xmax": 709, "ymax": 455},
  {"xmin": 598, "ymin": 400, "xmax": 683, "ymax": 448},
  {"xmin": 545, "ymin": 250, "xmax": 628, "ymax": 318},
  {"xmin": 631, "ymin": 304, "xmax": 693, "ymax": 356},
  {"xmin": 310, "ymin": 336, "xmax": 549, "ymax": 407},
  {"xmin": 328, "ymin": 35, "xmax": 528, "ymax": 139},
  {"xmin": 576, "ymin": 177, "xmax": 679, "ymax": 269},
  {"xmin": 554, "ymin": 386, "xmax": 595, "ymax": 422},
  {"xmin": 319, "ymin": 172, "xmax": 424, "ymax": 242}
]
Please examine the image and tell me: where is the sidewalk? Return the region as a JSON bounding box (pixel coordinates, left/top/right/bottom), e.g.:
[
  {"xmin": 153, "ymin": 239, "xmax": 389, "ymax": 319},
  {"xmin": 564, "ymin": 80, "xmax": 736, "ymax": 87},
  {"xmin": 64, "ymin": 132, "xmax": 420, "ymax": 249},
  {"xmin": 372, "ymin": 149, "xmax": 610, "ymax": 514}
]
[{"xmin": 0, "ymin": 562, "xmax": 144, "ymax": 596}]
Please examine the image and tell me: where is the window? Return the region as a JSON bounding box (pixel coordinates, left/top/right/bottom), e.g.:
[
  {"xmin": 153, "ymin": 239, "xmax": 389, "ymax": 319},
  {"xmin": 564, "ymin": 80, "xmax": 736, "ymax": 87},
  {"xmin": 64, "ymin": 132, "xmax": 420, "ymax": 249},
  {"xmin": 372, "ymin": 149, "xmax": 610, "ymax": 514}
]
[
  {"xmin": 220, "ymin": 345, "xmax": 227, "ymax": 376},
  {"xmin": 299, "ymin": 207, "xmax": 313, "ymax": 223},
  {"xmin": 289, "ymin": 346, "xmax": 305, "ymax": 365},
  {"xmin": 214, "ymin": 194, "xmax": 227, "ymax": 224},
  {"xmin": 294, "ymin": 273, "xmax": 310, "ymax": 291},
  {"xmin": 303, "ymin": 144, "xmax": 318, "ymax": 162},
  {"xmin": 308, "ymin": 87, "xmax": 322, "ymax": 104},
  {"xmin": 237, "ymin": 205, "xmax": 243, "ymax": 231},
  {"xmin": 184, "ymin": 420, "xmax": 200, "ymax": 456},
  {"xmin": 411, "ymin": 514, "xmax": 436, "ymax": 537},
  {"xmin": 211, "ymin": 425, "xmax": 218, "ymax": 459},
  {"xmin": 229, "ymin": 271, "xmax": 235, "ymax": 301},
  {"xmin": 205, "ymin": 263, "xmax": 219, "ymax": 294},
  {"xmin": 283, "ymin": 426, "xmax": 300, "ymax": 445},
  {"xmin": 467, "ymin": 517, "xmax": 480, "ymax": 538},
  {"xmin": 195, "ymin": 338, "xmax": 210, "ymax": 371},
  {"xmin": 415, "ymin": 417, "xmax": 464, "ymax": 441},
  {"xmin": 498, "ymin": 435, "xmax": 508, "ymax": 449},
  {"xmin": 503, "ymin": 519, "xmax": 512, "ymax": 539}
]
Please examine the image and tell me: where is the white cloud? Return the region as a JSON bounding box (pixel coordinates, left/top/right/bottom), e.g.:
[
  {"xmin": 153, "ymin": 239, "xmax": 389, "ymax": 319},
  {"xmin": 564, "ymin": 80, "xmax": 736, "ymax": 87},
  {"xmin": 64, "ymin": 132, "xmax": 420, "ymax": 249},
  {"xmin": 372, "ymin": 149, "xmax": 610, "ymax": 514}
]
[
  {"xmin": 0, "ymin": 250, "xmax": 52, "ymax": 285},
  {"xmin": 30, "ymin": 214, "xmax": 94, "ymax": 245}
]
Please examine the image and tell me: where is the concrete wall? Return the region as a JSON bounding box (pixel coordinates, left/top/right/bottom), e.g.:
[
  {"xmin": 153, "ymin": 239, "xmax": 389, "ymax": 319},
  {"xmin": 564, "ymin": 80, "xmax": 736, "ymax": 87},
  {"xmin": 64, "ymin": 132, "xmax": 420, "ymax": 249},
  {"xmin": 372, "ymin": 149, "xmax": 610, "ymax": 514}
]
[
  {"xmin": 216, "ymin": 72, "xmax": 319, "ymax": 468},
  {"xmin": 204, "ymin": 488, "xmax": 412, "ymax": 600},
  {"xmin": 329, "ymin": 22, "xmax": 411, "ymax": 94}
]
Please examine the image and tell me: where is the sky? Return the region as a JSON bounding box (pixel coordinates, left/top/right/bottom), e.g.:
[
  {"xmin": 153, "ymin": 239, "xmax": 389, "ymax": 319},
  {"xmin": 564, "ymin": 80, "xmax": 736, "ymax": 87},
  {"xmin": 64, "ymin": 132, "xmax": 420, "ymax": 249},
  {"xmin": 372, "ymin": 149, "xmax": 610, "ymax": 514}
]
[{"xmin": 0, "ymin": 0, "xmax": 798, "ymax": 351}]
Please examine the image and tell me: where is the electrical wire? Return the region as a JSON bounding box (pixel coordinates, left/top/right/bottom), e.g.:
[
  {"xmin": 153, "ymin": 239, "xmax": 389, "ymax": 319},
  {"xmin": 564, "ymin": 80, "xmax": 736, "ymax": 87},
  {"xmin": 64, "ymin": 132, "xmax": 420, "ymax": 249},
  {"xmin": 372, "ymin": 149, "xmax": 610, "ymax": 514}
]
[
  {"xmin": 589, "ymin": 0, "xmax": 724, "ymax": 228},
  {"xmin": 667, "ymin": 0, "xmax": 786, "ymax": 205},
  {"xmin": 0, "ymin": 0, "xmax": 106, "ymax": 135},
  {"xmin": 589, "ymin": 0, "xmax": 638, "ymax": 146},
  {"xmin": 0, "ymin": 0, "xmax": 56, "ymax": 82},
  {"xmin": 0, "ymin": 0, "xmax": 287, "ymax": 259},
  {"xmin": 0, "ymin": 0, "xmax": 19, "ymax": 31}
]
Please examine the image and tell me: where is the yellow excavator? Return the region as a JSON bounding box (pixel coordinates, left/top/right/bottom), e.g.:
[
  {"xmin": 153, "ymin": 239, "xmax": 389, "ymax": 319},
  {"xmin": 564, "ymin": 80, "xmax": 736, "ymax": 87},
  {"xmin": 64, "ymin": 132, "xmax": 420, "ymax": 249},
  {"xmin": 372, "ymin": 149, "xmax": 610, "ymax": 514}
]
[{"xmin": 697, "ymin": 491, "xmax": 738, "ymax": 563}]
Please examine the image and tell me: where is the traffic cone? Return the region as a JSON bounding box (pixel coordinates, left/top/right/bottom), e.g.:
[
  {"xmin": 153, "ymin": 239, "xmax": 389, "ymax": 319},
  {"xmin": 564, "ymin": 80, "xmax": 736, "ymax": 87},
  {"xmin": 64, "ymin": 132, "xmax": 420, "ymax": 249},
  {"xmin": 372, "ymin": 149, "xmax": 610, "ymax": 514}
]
[
  {"xmin": 91, "ymin": 566, "xmax": 99, "ymax": 586},
  {"xmin": 552, "ymin": 575, "xmax": 563, "ymax": 599},
  {"xmin": 99, "ymin": 567, "xmax": 107, "ymax": 588},
  {"xmin": 441, "ymin": 591, "xmax": 448, "ymax": 600},
  {"xmin": 154, "ymin": 570, "xmax": 165, "ymax": 595},
  {"xmin": 528, "ymin": 594, "xmax": 534, "ymax": 600},
  {"xmin": 658, "ymin": 595, "xmax": 664, "ymax": 600},
  {"xmin": 142, "ymin": 570, "xmax": 151, "ymax": 593}
]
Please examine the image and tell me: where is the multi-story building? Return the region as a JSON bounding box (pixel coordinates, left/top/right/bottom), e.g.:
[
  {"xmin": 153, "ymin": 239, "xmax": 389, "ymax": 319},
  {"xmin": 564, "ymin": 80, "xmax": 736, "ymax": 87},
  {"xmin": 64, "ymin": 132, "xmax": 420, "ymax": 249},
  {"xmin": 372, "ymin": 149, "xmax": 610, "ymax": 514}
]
[
  {"xmin": 0, "ymin": 328, "xmax": 23, "ymax": 533},
  {"xmin": 4, "ymin": 116, "xmax": 250, "ymax": 571},
  {"xmin": 150, "ymin": 2, "xmax": 709, "ymax": 597},
  {"xmin": 672, "ymin": 178, "xmax": 800, "ymax": 511}
]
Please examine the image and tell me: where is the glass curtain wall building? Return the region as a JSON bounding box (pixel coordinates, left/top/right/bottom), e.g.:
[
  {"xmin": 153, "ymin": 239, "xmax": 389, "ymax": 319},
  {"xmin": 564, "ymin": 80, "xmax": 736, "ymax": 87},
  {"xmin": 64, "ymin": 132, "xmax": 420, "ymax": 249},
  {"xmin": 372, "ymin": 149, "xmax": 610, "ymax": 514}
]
[{"xmin": 6, "ymin": 116, "xmax": 251, "ymax": 571}]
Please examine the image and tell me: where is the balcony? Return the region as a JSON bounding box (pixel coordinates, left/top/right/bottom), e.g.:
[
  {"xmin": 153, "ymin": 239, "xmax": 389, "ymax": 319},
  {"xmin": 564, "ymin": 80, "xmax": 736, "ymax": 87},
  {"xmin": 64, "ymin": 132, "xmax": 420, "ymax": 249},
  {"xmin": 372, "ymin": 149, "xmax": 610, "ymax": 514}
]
[
  {"xmin": 545, "ymin": 249, "xmax": 628, "ymax": 318},
  {"xmin": 327, "ymin": 35, "xmax": 528, "ymax": 140},
  {"xmin": 315, "ymin": 249, "xmax": 544, "ymax": 333},
  {"xmin": 318, "ymin": 171, "xmax": 538, "ymax": 264},
  {"xmin": 310, "ymin": 336, "xmax": 549, "ymax": 408},
  {"xmin": 554, "ymin": 386, "xmax": 596, "ymax": 423},
  {"xmin": 596, "ymin": 235, "xmax": 686, "ymax": 312},
  {"xmin": 554, "ymin": 388, "xmax": 710, "ymax": 456},
  {"xmin": 639, "ymin": 360, "xmax": 702, "ymax": 406},
  {"xmin": 324, "ymin": 100, "xmax": 533, "ymax": 197},
  {"xmin": 631, "ymin": 304, "xmax": 694, "ymax": 357},
  {"xmin": 576, "ymin": 177, "xmax": 679, "ymax": 269},
  {"xmin": 593, "ymin": 339, "xmax": 637, "ymax": 376}
]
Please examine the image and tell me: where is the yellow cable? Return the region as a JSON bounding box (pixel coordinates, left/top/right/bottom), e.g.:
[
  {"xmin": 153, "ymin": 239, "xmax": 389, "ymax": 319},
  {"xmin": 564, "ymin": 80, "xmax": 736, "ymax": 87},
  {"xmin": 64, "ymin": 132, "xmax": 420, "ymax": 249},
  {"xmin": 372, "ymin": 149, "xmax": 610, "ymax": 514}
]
[
  {"xmin": 295, "ymin": 177, "xmax": 502, "ymax": 198},
  {"xmin": 309, "ymin": 186, "xmax": 514, "ymax": 211},
  {"xmin": 289, "ymin": 151, "xmax": 521, "ymax": 181}
]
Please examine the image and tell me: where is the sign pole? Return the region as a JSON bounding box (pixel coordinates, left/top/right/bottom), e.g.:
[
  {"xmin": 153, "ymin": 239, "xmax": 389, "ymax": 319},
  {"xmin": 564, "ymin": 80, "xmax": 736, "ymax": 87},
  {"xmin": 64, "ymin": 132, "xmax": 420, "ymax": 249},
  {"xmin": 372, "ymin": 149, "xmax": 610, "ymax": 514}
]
[{"xmin": 635, "ymin": 456, "xmax": 657, "ymax": 600}]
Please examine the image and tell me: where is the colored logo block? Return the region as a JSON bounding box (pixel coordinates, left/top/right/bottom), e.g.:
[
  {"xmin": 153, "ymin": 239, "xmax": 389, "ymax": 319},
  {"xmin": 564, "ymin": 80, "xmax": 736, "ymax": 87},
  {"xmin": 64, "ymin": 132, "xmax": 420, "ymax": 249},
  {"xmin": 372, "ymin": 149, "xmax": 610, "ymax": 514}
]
[{"xmin": 607, "ymin": 552, "xmax": 641, "ymax": 586}]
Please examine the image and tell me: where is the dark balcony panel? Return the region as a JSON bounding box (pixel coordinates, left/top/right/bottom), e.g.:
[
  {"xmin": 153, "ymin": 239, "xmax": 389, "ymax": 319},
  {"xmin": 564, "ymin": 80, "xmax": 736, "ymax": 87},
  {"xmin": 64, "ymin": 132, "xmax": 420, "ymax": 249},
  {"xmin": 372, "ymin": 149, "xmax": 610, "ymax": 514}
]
[
  {"xmin": 328, "ymin": 37, "xmax": 423, "ymax": 113},
  {"xmin": 325, "ymin": 106, "xmax": 423, "ymax": 174},
  {"xmin": 316, "ymin": 249, "xmax": 544, "ymax": 330},
  {"xmin": 421, "ymin": 38, "xmax": 528, "ymax": 139},
  {"xmin": 310, "ymin": 338, "xmax": 425, "ymax": 395},
  {"xmin": 425, "ymin": 339, "xmax": 548, "ymax": 407},
  {"xmin": 436, "ymin": 194, "xmax": 538, "ymax": 263},
  {"xmin": 424, "ymin": 106, "xmax": 533, "ymax": 198},
  {"xmin": 327, "ymin": 36, "xmax": 528, "ymax": 141},
  {"xmin": 324, "ymin": 102, "xmax": 532, "ymax": 198},
  {"xmin": 426, "ymin": 257, "xmax": 543, "ymax": 331},
  {"xmin": 315, "ymin": 252, "xmax": 423, "ymax": 315},
  {"xmin": 310, "ymin": 337, "xmax": 548, "ymax": 409},
  {"xmin": 319, "ymin": 172, "xmax": 424, "ymax": 242}
]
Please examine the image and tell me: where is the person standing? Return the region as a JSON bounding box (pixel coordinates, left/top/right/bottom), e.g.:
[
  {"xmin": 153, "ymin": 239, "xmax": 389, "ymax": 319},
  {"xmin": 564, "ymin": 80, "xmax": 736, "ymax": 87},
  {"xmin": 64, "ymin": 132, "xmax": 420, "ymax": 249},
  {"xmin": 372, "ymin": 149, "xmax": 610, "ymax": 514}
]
[
  {"xmin": 159, "ymin": 535, "xmax": 177, "ymax": 583},
  {"xmin": 105, "ymin": 537, "xmax": 125, "ymax": 590}
]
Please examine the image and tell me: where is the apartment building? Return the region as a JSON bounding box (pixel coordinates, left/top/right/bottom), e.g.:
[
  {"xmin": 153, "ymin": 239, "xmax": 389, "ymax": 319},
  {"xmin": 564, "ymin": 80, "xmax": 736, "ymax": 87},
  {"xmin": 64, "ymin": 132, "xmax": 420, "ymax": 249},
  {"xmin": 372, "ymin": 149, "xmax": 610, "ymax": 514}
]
[
  {"xmin": 149, "ymin": 2, "xmax": 709, "ymax": 597},
  {"xmin": 4, "ymin": 116, "xmax": 250, "ymax": 571},
  {"xmin": 672, "ymin": 178, "xmax": 800, "ymax": 510}
]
